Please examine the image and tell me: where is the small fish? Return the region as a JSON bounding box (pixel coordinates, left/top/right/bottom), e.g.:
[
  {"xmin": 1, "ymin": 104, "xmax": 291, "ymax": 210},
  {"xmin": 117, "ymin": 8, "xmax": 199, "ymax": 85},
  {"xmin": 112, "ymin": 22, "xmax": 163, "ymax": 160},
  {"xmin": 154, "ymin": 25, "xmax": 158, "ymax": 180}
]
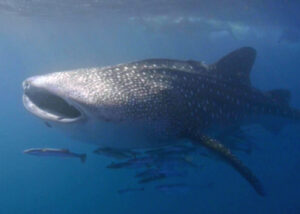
[
  {"xmin": 156, "ymin": 183, "xmax": 190, "ymax": 193},
  {"xmin": 135, "ymin": 169, "xmax": 162, "ymax": 178},
  {"xmin": 23, "ymin": 148, "xmax": 87, "ymax": 163},
  {"xmin": 117, "ymin": 187, "xmax": 145, "ymax": 194},
  {"xmin": 138, "ymin": 174, "xmax": 166, "ymax": 184},
  {"xmin": 107, "ymin": 157, "xmax": 155, "ymax": 169},
  {"xmin": 123, "ymin": 149, "xmax": 141, "ymax": 157},
  {"xmin": 135, "ymin": 168, "xmax": 187, "ymax": 178},
  {"xmin": 157, "ymin": 168, "xmax": 188, "ymax": 177},
  {"xmin": 94, "ymin": 147, "xmax": 133, "ymax": 159},
  {"xmin": 44, "ymin": 122, "xmax": 52, "ymax": 128}
]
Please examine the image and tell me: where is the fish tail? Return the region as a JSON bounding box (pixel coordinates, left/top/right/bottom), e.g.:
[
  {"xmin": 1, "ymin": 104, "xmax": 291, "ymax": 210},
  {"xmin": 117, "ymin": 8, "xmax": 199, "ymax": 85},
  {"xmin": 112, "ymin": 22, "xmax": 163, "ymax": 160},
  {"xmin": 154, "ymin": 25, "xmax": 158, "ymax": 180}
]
[{"xmin": 80, "ymin": 154, "xmax": 87, "ymax": 163}]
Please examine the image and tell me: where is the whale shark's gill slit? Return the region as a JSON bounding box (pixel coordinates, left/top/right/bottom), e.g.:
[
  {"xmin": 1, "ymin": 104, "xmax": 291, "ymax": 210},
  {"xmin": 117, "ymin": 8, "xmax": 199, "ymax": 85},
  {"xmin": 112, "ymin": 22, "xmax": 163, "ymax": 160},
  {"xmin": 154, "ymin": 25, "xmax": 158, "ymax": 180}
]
[{"xmin": 25, "ymin": 88, "xmax": 81, "ymax": 119}]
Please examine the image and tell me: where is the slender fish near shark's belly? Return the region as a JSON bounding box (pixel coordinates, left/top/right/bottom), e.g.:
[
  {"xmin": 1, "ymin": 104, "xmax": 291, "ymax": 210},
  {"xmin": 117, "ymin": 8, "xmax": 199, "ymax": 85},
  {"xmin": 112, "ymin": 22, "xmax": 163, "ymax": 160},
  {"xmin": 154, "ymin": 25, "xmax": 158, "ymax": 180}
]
[{"xmin": 23, "ymin": 148, "xmax": 87, "ymax": 163}]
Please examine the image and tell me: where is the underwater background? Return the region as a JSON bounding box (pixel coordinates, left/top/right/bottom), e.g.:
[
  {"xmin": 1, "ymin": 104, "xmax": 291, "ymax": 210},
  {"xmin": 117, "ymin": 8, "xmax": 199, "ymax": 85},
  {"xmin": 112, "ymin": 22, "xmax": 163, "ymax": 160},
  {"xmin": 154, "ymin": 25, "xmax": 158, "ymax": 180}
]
[{"xmin": 1, "ymin": 1, "xmax": 300, "ymax": 213}]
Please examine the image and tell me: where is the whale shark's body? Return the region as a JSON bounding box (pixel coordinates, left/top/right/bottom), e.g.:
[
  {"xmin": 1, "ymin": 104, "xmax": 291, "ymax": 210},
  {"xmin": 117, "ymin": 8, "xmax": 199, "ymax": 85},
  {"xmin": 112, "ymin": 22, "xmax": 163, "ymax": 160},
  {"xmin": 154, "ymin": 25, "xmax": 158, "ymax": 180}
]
[{"xmin": 22, "ymin": 47, "xmax": 300, "ymax": 196}]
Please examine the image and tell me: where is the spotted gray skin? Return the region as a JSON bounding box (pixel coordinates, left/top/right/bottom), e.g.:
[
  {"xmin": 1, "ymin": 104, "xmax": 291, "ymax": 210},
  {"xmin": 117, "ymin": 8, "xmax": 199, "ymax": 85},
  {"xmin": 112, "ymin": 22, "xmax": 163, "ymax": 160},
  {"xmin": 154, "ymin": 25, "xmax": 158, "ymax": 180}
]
[{"xmin": 22, "ymin": 47, "xmax": 300, "ymax": 196}]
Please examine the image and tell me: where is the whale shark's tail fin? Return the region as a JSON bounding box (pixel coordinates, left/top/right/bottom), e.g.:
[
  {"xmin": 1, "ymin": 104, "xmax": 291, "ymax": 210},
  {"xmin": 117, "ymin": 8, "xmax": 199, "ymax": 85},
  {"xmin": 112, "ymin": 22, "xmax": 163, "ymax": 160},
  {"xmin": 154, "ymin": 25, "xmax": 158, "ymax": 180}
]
[{"xmin": 189, "ymin": 132, "xmax": 265, "ymax": 196}]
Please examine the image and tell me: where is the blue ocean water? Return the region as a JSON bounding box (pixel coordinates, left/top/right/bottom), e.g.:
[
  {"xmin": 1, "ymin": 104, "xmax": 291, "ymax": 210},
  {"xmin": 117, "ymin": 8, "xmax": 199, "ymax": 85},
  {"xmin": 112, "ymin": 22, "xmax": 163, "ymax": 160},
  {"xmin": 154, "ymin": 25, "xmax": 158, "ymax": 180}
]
[{"xmin": 1, "ymin": 1, "xmax": 300, "ymax": 213}]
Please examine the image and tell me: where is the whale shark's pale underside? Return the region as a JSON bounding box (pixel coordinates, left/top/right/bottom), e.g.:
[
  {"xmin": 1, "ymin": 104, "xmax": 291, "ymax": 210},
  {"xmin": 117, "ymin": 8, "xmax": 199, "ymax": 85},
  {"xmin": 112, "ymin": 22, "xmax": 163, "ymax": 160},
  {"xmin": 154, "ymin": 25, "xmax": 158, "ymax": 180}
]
[{"xmin": 22, "ymin": 47, "xmax": 300, "ymax": 196}]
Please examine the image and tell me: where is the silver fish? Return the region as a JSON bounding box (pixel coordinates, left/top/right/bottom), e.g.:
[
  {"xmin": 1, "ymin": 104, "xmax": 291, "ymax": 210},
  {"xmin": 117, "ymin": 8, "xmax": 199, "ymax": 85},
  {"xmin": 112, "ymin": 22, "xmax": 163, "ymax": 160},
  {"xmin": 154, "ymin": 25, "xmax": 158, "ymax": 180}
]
[
  {"xmin": 23, "ymin": 148, "xmax": 87, "ymax": 163},
  {"xmin": 138, "ymin": 174, "xmax": 166, "ymax": 184},
  {"xmin": 136, "ymin": 168, "xmax": 187, "ymax": 178},
  {"xmin": 107, "ymin": 157, "xmax": 155, "ymax": 169}
]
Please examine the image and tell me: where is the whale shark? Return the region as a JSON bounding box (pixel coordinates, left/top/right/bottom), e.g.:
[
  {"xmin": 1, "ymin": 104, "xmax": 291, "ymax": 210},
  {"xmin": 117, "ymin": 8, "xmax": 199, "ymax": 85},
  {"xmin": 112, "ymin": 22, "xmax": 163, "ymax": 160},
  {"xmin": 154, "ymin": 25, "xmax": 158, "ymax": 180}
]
[{"xmin": 22, "ymin": 47, "xmax": 300, "ymax": 196}]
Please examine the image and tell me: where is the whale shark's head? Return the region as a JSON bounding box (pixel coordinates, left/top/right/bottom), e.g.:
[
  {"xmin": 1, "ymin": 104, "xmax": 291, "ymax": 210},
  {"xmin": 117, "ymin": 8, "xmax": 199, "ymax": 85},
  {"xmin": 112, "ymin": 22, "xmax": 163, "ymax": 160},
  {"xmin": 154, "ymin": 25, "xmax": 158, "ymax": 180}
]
[
  {"xmin": 22, "ymin": 64, "xmax": 176, "ymax": 126},
  {"xmin": 22, "ymin": 67, "xmax": 178, "ymax": 148},
  {"xmin": 23, "ymin": 72, "xmax": 87, "ymax": 123},
  {"xmin": 22, "ymin": 68, "xmax": 122, "ymax": 125}
]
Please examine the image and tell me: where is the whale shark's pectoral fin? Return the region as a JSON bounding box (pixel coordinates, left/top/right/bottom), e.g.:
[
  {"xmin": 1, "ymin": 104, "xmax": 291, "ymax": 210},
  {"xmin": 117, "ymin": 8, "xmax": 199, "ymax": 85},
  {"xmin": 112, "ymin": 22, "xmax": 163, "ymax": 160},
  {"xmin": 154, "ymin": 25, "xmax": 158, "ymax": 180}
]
[{"xmin": 190, "ymin": 133, "xmax": 265, "ymax": 196}]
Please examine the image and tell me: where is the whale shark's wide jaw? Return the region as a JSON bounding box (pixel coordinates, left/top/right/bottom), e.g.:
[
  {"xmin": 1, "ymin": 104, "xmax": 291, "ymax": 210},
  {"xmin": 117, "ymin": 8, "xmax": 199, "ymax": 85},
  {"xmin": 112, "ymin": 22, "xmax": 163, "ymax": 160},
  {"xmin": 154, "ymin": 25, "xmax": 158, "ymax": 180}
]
[{"xmin": 22, "ymin": 80, "xmax": 84, "ymax": 123}]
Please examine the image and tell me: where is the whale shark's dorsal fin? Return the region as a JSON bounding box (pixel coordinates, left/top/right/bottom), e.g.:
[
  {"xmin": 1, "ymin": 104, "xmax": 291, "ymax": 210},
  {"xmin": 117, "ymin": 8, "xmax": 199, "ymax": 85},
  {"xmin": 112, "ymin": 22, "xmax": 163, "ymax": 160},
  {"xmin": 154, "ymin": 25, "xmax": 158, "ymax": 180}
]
[
  {"xmin": 210, "ymin": 47, "xmax": 256, "ymax": 86},
  {"xmin": 189, "ymin": 132, "xmax": 265, "ymax": 196}
]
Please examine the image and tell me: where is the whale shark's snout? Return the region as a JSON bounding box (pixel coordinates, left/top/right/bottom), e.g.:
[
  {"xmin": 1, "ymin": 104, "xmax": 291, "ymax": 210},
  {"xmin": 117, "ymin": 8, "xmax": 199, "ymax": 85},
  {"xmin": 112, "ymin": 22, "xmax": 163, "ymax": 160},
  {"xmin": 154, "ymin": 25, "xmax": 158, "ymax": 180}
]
[{"xmin": 22, "ymin": 76, "xmax": 84, "ymax": 123}]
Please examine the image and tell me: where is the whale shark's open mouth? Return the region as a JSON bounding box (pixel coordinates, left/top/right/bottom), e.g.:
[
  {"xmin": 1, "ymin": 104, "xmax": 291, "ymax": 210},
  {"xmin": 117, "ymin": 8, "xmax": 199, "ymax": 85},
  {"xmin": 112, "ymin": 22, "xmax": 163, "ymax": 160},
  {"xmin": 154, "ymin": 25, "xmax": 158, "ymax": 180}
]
[{"xmin": 23, "ymin": 83, "xmax": 83, "ymax": 123}]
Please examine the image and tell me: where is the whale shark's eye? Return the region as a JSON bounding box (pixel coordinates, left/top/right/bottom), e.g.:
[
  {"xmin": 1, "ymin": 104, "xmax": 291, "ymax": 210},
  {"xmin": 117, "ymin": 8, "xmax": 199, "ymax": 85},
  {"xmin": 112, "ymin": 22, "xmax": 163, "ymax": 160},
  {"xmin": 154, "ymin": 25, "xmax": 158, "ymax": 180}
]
[{"xmin": 24, "ymin": 86, "xmax": 81, "ymax": 119}]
